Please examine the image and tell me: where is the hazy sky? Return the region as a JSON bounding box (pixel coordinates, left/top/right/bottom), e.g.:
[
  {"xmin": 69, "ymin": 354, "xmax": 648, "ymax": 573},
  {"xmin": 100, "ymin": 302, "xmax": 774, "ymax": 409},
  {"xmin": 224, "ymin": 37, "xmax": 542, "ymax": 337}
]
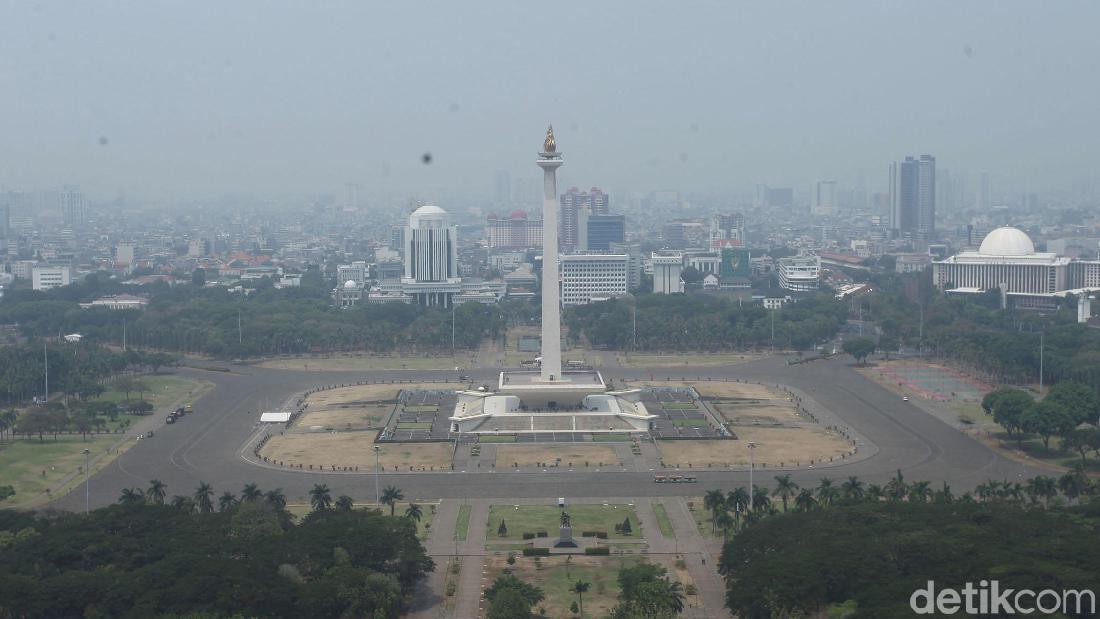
[{"xmin": 1, "ymin": 1, "xmax": 1098, "ymax": 203}]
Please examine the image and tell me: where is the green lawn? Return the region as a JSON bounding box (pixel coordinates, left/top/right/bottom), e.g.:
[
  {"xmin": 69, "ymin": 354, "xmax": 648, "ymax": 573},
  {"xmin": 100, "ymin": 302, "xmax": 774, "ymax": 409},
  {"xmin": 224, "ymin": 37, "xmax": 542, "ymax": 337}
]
[
  {"xmin": 485, "ymin": 554, "xmax": 642, "ymax": 618},
  {"xmin": 260, "ymin": 354, "xmax": 477, "ymax": 371},
  {"xmin": 479, "ymin": 435, "xmax": 517, "ymax": 443},
  {"xmin": 953, "ymin": 402, "xmax": 996, "ymax": 425},
  {"xmin": 662, "ymin": 402, "xmax": 699, "ymax": 410},
  {"xmin": 670, "ymin": 418, "xmax": 708, "ymax": 427},
  {"xmin": 651, "ymin": 503, "xmax": 675, "ymax": 538},
  {"xmin": 96, "ymin": 374, "xmax": 212, "ymax": 409},
  {"xmin": 617, "ymin": 352, "xmax": 758, "ymax": 367},
  {"xmin": 455, "ymin": 504, "xmax": 472, "ymax": 541},
  {"xmin": 591, "ymin": 433, "xmax": 631, "ymax": 442},
  {"xmin": 487, "ymin": 504, "xmax": 641, "ymax": 542},
  {"xmin": 403, "ymin": 405, "xmax": 439, "ymax": 413},
  {"xmin": 396, "ymin": 422, "xmax": 433, "ymax": 430},
  {"xmin": 0, "ymin": 435, "xmax": 117, "ymax": 507}
]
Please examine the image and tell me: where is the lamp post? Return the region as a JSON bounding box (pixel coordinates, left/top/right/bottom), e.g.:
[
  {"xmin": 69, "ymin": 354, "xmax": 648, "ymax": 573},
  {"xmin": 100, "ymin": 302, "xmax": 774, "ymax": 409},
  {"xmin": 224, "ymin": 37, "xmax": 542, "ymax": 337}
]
[
  {"xmin": 373, "ymin": 445, "xmax": 381, "ymax": 506},
  {"xmin": 82, "ymin": 449, "xmax": 91, "ymax": 514},
  {"xmin": 747, "ymin": 441, "xmax": 756, "ymax": 510}
]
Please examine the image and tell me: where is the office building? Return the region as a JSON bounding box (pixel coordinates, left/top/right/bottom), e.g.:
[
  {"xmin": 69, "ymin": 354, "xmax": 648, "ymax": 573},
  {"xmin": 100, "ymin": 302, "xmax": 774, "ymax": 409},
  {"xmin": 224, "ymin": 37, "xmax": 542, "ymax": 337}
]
[
  {"xmin": 32, "ymin": 266, "xmax": 72, "ymax": 291},
  {"xmin": 60, "ymin": 186, "xmax": 86, "ymax": 228},
  {"xmin": 711, "ymin": 213, "xmax": 745, "ymax": 246},
  {"xmin": 889, "ymin": 155, "xmax": 935, "ymax": 239},
  {"xmin": 559, "ymin": 186, "xmax": 609, "ymax": 251},
  {"xmin": 401, "ymin": 205, "xmax": 461, "ymax": 306},
  {"xmin": 115, "ymin": 243, "xmax": 135, "ymax": 267},
  {"xmin": 487, "ymin": 210, "xmax": 543, "ymax": 249},
  {"xmin": 580, "ymin": 214, "xmax": 625, "ymax": 251},
  {"xmin": 651, "ymin": 253, "xmax": 684, "ymax": 294},
  {"xmin": 337, "ymin": 261, "xmax": 369, "ymax": 287},
  {"xmin": 812, "ymin": 180, "xmax": 838, "ymax": 216},
  {"xmin": 777, "ymin": 255, "xmax": 821, "ymax": 292},
  {"xmin": 560, "ymin": 253, "xmax": 630, "ymax": 305}
]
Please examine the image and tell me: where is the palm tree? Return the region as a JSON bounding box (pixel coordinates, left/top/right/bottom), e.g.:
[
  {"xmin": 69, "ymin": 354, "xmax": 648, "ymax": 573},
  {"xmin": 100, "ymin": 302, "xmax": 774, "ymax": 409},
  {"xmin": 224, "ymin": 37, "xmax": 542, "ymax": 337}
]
[
  {"xmin": 794, "ymin": 489, "xmax": 817, "ymax": 512},
  {"xmin": 1058, "ymin": 466, "xmax": 1089, "ymax": 504},
  {"xmin": 715, "ymin": 510, "xmax": 735, "ymax": 543},
  {"xmin": 751, "ymin": 484, "xmax": 771, "ymax": 512},
  {"xmin": 865, "ymin": 483, "xmax": 885, "ymax": 502},
  {"xmin": 772, "ymin": 474, "xmax": 799, "ymax": 512},
  {"xmin": 908, "ymin": 481, "xmax": 932, "ymax": 503},
  {"xmin": 571, "ymin": 580, "xmax": 591, "ymax": 617},
  {"xmin": 264, "ymin": 488, "xmax": 287, "ymax": 510},
  {"xmin": 335, "ymin": 495, "xmax": 355, "ymax": 511},
  {"xmin": 218, "ymin": 491, "xmax": 237, "ymax": 512},
  {"xmin": 727, "ymin": 487, "xmax": 750, "ymax": 530},
  {"xmin": 381, "ymin": 485, "xmax": 404, "ymax": 516},
  {"xmin": 885, "ymin": 469, "xmax": 908, "ymax": 501},
  {"xmin": 193, "ymin": 482, "xmax": 214, "ymax": 513},
  {"xmin": 309, "ymin": 483, "xmax": 332, "ymax": 512},
  {"xmin": 405, "ymin": 503, "xmax": 424, "ymax": 522},
  {"xmin": 933, "ymin": 482, "xmax": 954, "ymax": 504},
  {"xmin": 170, "ymin": 495, "xmax": 194, "ymax": 512},
  {"xmin": 816, "ymin": 478, "xmax": 839, "ymax": 507},
  {"xmin": 147, "ymin": 479, "xmax": 167, "ymax": 505},
  {"xmin": 703, "ymin": 489, "xmax": 727, "ymax": 534},
  {"xmin": 841, "ymin": 476, "xmax": 864, "ymax": 500},
  {"xmin": 664, "ymin": 579, "xmax": 686, "ymax": 614},
  {"xmin": 118, "ymin": 487, "xmax": 145, "ymax": 505},
  {"xmin": 240, "ymin": 482, "xmax": 262, "ymax": 503},
  {"xmin": 1026, "ymin": 476, "xmax": 1057, "ymax": 507}
]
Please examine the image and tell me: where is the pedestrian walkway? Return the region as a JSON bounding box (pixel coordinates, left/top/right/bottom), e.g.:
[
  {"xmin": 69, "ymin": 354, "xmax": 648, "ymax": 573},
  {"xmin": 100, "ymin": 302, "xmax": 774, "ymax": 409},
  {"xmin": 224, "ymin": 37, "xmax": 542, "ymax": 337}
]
[{"xmin": 661, "ymin": 497, "xmax": 732, "ymax": 618}]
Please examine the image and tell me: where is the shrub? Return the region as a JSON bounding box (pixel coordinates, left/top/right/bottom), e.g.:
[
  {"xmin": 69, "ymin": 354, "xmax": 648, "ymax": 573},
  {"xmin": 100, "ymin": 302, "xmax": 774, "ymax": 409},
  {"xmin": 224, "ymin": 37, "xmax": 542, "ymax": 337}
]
[
  {"xmin": 522, "ymin": 547, "xmax": 550, "ymax": 557},
  {"xmin": 596, "ymin": 532, "xmax": 608, "ymax": 539},
  {"xmin": 536, "ymin": 531, "xmax": 548, "ymax": 538},
  {"xmin": 522, "ymin": 532, "xmax": 535, "ymax": 540},
  {"xmin": 581, "ymin": 531, "xmax": 597, "ymax": 537},
  {"xmin": 585, "ymin": 546, "xmax": 610, "ymax": 555}
]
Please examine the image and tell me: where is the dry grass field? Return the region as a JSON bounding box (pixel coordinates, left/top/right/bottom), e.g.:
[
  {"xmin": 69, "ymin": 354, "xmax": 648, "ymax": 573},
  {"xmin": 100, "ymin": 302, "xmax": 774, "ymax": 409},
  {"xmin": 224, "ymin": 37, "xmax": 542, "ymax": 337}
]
[
  {"xmin": 494, "ymin": 444, "xmax": 619, "ymax": 468},
  {"xmin": 658, "ymin": 425, "xmax": 851, "ymax": 468},
  {"xmin": 259, "ymin": 432, "xmax": 453, "ymax": 470}
]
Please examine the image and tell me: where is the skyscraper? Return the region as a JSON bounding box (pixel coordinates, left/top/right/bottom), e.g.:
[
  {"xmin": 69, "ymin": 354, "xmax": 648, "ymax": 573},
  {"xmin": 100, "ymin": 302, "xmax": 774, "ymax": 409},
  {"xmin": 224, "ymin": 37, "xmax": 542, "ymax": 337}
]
[
  {"xmin": 401, "ymin": 205, "xmax": 460, "ymax": 306},
  {"xmin": 812, "ymin": 180, "xmax": 838, "ymax": 216},
  {"xmin": 59, "ymin": 185, "xmax": 85, "ymax": 228},
  {"xmin": 889, "ymin": 155, "xmax": 935, "ymax": 239},
  {"xmin": 559, "ymin": 186, "xmax": 610, "ymax": 251},
  {"xmin": 581, "ymin": 214, "xmax": 625, "ymax": 251}
]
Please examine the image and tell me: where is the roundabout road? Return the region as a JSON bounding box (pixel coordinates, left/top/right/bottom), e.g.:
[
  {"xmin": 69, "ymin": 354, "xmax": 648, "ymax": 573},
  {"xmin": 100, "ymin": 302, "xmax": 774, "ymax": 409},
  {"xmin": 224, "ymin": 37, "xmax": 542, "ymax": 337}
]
[{"xmin": 52, "ymin": 356, "xmax": 1052, "ymax": 510}]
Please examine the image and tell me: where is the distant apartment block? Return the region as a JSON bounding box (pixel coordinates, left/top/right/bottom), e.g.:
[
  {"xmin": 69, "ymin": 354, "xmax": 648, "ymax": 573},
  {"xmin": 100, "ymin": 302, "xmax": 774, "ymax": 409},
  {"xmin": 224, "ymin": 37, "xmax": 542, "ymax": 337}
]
[{"xmin": 32, "ymin": 266, "xmax": 72, "ymax": 291}]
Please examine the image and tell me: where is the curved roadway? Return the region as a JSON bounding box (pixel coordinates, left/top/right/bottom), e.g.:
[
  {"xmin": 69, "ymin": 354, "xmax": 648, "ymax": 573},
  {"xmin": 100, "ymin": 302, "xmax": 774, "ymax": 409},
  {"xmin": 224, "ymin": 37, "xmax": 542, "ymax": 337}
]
[{"xmin": 53, "ymin": 356, "xmax": 1051, "ymax": 510}]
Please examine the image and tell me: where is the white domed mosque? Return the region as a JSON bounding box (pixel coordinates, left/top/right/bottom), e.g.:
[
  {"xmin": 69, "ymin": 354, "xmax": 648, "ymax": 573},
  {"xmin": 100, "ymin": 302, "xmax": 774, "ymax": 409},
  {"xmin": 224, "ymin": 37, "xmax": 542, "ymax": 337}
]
[{"xmin": 932, "ymin": 226, "xmax": 1100, "ymax": 312}]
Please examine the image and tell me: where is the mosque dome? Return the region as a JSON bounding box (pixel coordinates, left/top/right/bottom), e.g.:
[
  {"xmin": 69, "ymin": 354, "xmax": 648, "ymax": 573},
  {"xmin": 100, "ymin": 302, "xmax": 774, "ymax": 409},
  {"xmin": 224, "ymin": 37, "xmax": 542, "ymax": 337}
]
[
  {"xmin": 978, "ymin": 227, "xmax": 1035, "ymax": 256},
  {"xmin": 510, "ymin": 209, "xmax": 528, "ymax": 219}
]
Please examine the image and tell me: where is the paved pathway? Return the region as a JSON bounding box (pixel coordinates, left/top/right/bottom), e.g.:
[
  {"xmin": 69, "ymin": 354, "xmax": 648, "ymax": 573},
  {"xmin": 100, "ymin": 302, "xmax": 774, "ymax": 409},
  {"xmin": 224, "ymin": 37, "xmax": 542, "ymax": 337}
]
[{"xmin": 662, "ymin": 497, "xmax": 732, "ymax": 618}]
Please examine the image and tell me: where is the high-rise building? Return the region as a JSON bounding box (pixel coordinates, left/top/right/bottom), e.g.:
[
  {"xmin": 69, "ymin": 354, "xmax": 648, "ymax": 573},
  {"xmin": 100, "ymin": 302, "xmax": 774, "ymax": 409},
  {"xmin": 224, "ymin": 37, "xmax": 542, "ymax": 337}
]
[
  {"xmin": 487, "ymin": 210, "xmax": 543, "ymax": 248},
  {"xmin": 337, "ymin": 261, "xmax": 369, "ymax": 286},
  {"xmin": 60, "ymin": 186, "xmax": 86, "ymax": 228},
  {"xmin": 777, "ymin": 255, "xmax": 821, "ymax": 292},
  {"xmin": 345, "ymin": 182, "xmax": 361, "ymax": 210},
  {"xmin": 402, "ymin": 205, "xmax": 460, "ymax": 306},
  {"xmin": 889, "ymin": 155, "xmax": 935, "ymax": 239},
  {"xmin": 711, "ymin": 213, "xmax": 746, "ymax": 246},
  {"xmin": 0, "ymin": 202, "xmax": 8, "ymax": 239},
  {"xmin": 812, "ymin": 180, "xmax": 838, "ymax": 216},
  {"xmin": 580, "ymin": 214, "xmax": 625, "ymax": 251},
  {"xmin": 559, "ymin": 186, "xmax": 610, "ymax": 251},
  {"xmin": 560, "ymin": 253, "xmax": 630, "ymax": 305},
  {"xmin": 979, "ymin": 171, "xmax": 991, "ymax": 210},
  {"xmin": 651, "ymin": 253, "xmax": 684, "ymax": 294}
]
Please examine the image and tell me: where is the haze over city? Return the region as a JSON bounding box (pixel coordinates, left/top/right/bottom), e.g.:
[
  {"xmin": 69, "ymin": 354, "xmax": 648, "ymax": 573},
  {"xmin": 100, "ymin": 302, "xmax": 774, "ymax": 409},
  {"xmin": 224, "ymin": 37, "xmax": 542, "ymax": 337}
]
[{"xmin": 2, "ymin": 1, "xmax": 1099, "ymax": 202}]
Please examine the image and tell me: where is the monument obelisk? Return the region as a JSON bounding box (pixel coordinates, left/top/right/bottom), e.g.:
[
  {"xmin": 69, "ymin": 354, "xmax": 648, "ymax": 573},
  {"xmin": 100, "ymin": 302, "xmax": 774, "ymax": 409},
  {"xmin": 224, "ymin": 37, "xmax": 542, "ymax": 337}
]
[{"xmin": 537, "ymin": 124, "xmax": 564, "ymax": 382}]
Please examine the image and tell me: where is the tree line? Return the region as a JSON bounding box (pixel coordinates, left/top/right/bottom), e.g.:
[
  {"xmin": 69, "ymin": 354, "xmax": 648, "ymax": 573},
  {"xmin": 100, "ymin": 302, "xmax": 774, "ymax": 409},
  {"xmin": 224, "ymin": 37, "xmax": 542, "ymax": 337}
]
[
  {"xmin": 0, "ymin": 342, "xmax": 174, "ymax": 406},
  {"xmin": 0, "ymin": 480, "xmax": 432, "ymax": 618},
  {"xmin": 718, "ymin": 487, "xmax": 1100, "ymax": 617},
  {"xmin": 565, "ymin": 293, "xmax": 848, "ymax": 351}
]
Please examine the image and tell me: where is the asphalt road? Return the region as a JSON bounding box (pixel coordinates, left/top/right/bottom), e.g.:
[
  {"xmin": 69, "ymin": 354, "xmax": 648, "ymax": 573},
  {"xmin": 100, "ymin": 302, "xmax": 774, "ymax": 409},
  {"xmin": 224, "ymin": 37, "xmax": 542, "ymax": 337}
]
[{"xmin": 53, "ymin": 356, "xmax": 1051, "ymax": 510}]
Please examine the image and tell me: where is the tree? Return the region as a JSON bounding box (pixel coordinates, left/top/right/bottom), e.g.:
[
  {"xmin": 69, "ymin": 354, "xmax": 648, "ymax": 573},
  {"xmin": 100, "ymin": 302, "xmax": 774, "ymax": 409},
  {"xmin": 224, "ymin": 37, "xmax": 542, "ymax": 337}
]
[
  {"xmin": 309, "ymin": 483, "xmax": 332, "ymax": 512},
  {"xmin": 1058, "ymin": 466, "xmax": 1090, "ymax": 504},
  {"xmin": 841, "ymin": 476, "xmax": 864, "ymax": 500},
  {"xmin": 772, "ymin": 474, "xmax": 799, "ymax": 512},
  {"xmin": 1061, "ymin": 429, "xmax": 1097, "ymax": 466},
  {"xmin": 405, "ymin": 503, "xmax": 423, "ymax": 522},
  {"xmin": 193, "ymin": 482, "xmax": 214, "ymax": 513},
  {"xmin": 794, "ymin": 489, "xmax": 817, "ymax": 512},
  {"xmin": 982, "ymin": 387, "xmax": 1033, "ymax": 443},
  {"xmin": 486, "ymin": 587, "xmax": 533, "ymax": 619},
  {"xmin": 885, "ymin": 469, "xmax": 908, "ymax": 501},
  {"xmin": 612, "ymin": 563, "xmax": 685, "ymax": 618},
  {"xmin": 497, "ymin": 519, "xmax": 508, "ymax": 537},
  {"xmin": 335, "ymin": 495, "xmax": 355, "ymax": 512},
  {"xmin": 485, "ymin": 574, "xmax": 545, "ymax": 607},
  {"xmin": 751, "ymin": 485, "xmax": 771, "ymax": 512},
  {"xmin": 571, "ymin": 580, "xmax": 591, "ymax": 617},
  {"xmin": 118, "ymin": 487, "xmax": 145, "ymax": 505},
  {"xmin": 380, "ymin": 485, "xmax": 404, "ymax": 516},
  {"xmin": 680, "ymin": 265, "xmax": 703, "ymax": 285},
  {"xmin": 264, "ymin": 488, "xmax": 287, "ymax": 510},
  {"xmin": 704, "ymin": 489, "xmax": 727, "ymax": 534},
  {"xmin": 113, "ymin": 376, "xmax": 137, "ymax": 401},
  {"xmin": 1044, "ymin": 381, "xmax": 1100, "ymax": 426},
  {"xmin": 192, "ymin": 268, "xmax": 206, "ymax": 287},
  {"xmin": 1021, "ymin": 401, "xmax": 1074, "ymax": 449},
  {"xmin": 842, "ymin": 337, "xmax": 875, "ymax": 365},
  {"xmin": 621, "ymin": 517, "xmax": 633, "ymax": 535},
  {"xmin": 908, "ymin": 481, "xmax": 933, "ymax": 503},
  {"xmin": 218, "ymin": 491, "xmax": 238, "ymax": 512},
  {"xmin": 878, "ymin": 333, "xmax": 899, "ymax": 360},
  {"xmin": 147, "ymin": 479, "xmax": 167, "ymax": 505},
  {"xmin": 241, "ymin": 482, "xmax": 263, "ymax": 502},
  {"xmin": 815, "ymin": 478, "xmax": 839, "ymax": 507}
]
